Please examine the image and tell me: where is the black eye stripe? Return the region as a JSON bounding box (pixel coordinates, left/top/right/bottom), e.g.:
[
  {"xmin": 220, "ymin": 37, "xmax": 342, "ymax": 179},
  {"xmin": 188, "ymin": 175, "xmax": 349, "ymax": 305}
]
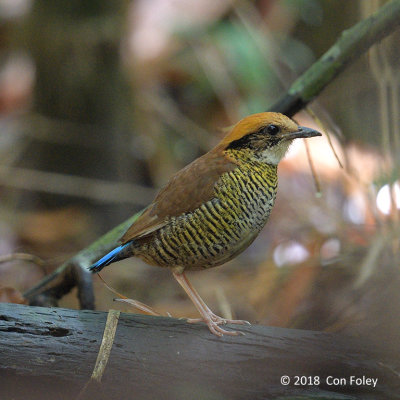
[{"xmin": 226, "ymin": 133, "xmax": 254, "ymax": 150}]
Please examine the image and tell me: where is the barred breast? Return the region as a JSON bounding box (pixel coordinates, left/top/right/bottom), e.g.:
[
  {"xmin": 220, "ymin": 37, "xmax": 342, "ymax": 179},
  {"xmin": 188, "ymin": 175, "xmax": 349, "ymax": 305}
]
[{"xmin": 134, "ymin": 162, "xmax": 278, "ymax": 271}]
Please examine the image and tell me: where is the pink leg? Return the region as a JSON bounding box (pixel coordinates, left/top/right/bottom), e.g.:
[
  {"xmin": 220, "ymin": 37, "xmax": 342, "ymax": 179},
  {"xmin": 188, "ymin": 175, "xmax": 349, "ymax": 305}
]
[
  {"xmin": 97, "ymin": 272, "xmax": 162, "ymax": 316},
  {"xmin": 113, "ymin": 298, "xmax": 161, "ymax": 316},
  {"xmin": 173, "ymin": 271, "xmax": 250, "ymax": 337}
]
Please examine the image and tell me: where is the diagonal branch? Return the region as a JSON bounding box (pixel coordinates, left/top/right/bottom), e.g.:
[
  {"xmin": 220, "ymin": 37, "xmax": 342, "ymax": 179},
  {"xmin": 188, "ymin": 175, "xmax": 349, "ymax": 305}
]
[{"xmin": 269, "ymin": 0, "xmax": 400, "ymax": 116}]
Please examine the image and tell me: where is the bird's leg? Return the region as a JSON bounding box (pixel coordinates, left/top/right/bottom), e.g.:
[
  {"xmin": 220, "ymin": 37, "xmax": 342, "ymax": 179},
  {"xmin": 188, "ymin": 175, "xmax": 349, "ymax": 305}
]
[
  {"xmin": 97, "ymin": 272, "xmax": 163, "ymax": 316},
  {"xmin": 113, "ymin": 298, "xmax": 161, "ymax": 316},
  {"xmin": 172, "ymin": 271, "xmax": 249, "ymax": 337},
  {"xmin": 181, "ymin": 276, "xmax": 250, "ymax": 326}
]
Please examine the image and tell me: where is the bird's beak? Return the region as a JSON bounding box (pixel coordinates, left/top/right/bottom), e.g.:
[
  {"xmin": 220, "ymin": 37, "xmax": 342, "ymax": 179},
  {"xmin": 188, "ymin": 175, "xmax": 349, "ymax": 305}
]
[{"xmin": 283, "ymin": 126, "xmax": 322, "ymax": 140}]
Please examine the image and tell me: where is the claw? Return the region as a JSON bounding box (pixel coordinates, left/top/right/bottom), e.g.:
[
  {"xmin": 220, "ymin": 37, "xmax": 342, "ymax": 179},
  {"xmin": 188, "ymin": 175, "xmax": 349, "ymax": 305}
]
[
  {"xmin": 173, "ymin": 271, "xmax": 250, "ymax": 337},
  {"xmin": 187, "ymin": 311, "xmax": 248, "ymax": 336},
  {"xmin": 208, "ymin": 322, "xmax": 240, "ymax": 337},
  {"xmin": 187, "ymin": 314, "xmax": 250, "ymax": 326}
]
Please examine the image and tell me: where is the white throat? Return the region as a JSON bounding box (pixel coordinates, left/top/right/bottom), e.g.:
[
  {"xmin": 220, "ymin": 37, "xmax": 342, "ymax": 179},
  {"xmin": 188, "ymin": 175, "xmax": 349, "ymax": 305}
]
[{"xmin": 257, "ymin": 141, "xmax": 291, "ymax": 165}]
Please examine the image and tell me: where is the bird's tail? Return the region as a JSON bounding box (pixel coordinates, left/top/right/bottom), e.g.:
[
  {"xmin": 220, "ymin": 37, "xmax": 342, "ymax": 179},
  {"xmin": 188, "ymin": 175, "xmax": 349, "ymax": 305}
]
[{"xmin": 89, "ymin": 241, "xmax": 133, "ymax": 273}]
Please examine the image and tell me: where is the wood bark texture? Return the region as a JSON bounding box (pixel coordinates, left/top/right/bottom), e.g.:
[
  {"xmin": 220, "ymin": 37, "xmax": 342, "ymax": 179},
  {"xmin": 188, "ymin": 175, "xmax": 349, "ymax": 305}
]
[{"xmin": 1, "ymin": 303, "xmax": 400, "ymax": 400}]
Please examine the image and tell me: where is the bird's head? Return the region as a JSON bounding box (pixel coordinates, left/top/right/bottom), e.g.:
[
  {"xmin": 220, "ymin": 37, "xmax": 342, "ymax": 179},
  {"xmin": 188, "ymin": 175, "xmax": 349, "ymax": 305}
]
[{"xmin": 219, "ymin": 112, "xmax": 322, "ymax": 165}]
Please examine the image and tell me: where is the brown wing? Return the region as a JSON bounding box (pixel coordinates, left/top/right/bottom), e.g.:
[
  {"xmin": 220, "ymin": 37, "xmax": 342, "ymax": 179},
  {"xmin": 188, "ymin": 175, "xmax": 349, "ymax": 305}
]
[{"xmin": 120, "ymin": 147, "xmax": 237, "ymax": 243}]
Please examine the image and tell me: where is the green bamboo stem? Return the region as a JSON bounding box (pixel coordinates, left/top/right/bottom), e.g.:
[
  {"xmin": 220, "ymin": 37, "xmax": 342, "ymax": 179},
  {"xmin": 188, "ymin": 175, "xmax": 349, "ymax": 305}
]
[{"xmin": 270, "ymin": 0, "xmax": 400, "ymax": 116}]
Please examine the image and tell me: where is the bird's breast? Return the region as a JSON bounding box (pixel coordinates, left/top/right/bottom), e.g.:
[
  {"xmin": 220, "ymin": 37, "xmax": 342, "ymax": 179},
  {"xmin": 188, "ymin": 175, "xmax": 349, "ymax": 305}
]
[
  {"xmin": 135, "ymin": 162, "xmax": 278, "ymax": 270},
  {"xmin": 217, "ymin": 162, "xmax": 278, "ymax": 231}
]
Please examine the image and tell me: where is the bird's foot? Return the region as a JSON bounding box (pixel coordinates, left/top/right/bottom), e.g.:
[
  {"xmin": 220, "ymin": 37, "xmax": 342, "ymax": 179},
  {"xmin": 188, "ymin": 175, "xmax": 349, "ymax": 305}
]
[
  {"xmin": 187, "ymin": 312, "xmax": 250, "ymax": 337},
  {"xmin": 172, "ymin": 271, "xmax": 250, "ymax": 337}
]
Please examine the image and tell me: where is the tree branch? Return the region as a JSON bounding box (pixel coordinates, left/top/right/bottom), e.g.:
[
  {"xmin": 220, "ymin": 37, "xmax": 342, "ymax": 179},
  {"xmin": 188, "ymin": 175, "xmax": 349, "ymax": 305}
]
[
  {"xmin": 269, "ymin": 0, "xmax": 400, "ymax": 116},
  {"xmin": 24, "ymin": 210, "xmax": 143, "ymax": 305}
]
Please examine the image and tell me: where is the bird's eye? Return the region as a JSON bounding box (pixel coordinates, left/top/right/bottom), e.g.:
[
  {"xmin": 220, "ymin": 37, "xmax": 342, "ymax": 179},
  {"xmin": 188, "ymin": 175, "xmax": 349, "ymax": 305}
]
[{"xmin": 266, "ymin": 124, "xmax": 280, "ymax": 135}]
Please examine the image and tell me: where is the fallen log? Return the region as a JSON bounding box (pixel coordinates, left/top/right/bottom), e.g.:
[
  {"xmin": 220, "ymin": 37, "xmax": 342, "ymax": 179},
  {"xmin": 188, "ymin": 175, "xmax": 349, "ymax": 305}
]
[{"xmin": 0, "ymin": 303, "xmax": 399, "ymax": 400}]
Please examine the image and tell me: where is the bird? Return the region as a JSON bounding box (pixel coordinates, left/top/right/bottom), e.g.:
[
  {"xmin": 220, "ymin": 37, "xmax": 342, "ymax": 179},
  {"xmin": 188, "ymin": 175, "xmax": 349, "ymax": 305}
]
[{"xmin": 89, "ymin": 112, "xmax": 321, "ymax": 336}]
